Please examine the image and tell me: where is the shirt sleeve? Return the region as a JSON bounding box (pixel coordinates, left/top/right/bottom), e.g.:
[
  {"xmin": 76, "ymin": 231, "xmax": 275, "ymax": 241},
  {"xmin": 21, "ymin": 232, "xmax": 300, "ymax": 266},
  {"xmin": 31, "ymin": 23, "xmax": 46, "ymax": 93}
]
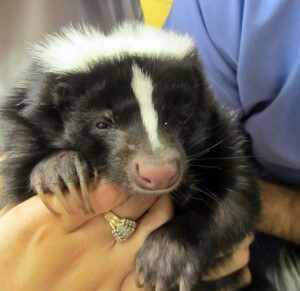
[{"xmin": 164, "ymin": 0, "xmax": 300, "ymax": 185}]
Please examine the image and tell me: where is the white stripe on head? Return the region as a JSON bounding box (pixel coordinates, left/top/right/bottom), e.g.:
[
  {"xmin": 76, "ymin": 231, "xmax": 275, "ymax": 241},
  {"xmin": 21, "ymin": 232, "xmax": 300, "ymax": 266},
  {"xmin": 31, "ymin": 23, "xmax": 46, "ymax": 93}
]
[
  {"xmin": 131, "ymin": 64, "xmax": 161, "ymax": 149},
  {"xmin": 31, "ymin": 23, "xmax": 195, "ymax": 73}
]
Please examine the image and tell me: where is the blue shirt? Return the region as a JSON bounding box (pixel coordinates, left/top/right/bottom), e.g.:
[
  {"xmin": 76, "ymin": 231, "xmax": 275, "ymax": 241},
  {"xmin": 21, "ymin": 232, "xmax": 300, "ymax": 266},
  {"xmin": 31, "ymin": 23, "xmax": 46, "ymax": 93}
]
[{"xmin": 164, "ymin": 0, "xmax": 300, "ymax": 185}]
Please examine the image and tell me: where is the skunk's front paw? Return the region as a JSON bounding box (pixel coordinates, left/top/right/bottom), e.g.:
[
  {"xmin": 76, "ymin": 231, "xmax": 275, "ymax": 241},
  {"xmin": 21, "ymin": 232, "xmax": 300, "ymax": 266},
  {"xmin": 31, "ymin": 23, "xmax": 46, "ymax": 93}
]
[
  {"xmin": 30, "ymin": 151, "xmax": 96, "ymax": 215},
  {"xmin": 135, "ymin": 226, "xmax": 201, "ymax": 291}
]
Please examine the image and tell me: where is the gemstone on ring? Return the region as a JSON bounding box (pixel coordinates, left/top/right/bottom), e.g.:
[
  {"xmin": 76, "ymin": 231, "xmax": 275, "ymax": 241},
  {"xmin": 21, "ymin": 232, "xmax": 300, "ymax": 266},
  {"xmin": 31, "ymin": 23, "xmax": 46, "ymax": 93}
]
[{"xmin": 104, "ymin": 211, "xmax": 137, "ymax": 242}]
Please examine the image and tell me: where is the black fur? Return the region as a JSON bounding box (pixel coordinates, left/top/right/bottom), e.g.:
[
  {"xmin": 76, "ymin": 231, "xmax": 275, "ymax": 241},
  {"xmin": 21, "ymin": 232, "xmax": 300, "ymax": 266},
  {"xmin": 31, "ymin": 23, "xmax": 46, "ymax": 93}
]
[{"xmin": 0, "ymin": 32, "xmax": 260, "ymax": 290}]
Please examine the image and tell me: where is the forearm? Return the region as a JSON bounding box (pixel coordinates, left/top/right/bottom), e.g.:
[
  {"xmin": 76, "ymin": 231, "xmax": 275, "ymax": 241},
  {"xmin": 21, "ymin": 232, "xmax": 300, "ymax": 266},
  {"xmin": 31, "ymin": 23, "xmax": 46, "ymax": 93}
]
[{"xmin": 257, "ymin": 179, "xmax": 300, "ymax": 244}]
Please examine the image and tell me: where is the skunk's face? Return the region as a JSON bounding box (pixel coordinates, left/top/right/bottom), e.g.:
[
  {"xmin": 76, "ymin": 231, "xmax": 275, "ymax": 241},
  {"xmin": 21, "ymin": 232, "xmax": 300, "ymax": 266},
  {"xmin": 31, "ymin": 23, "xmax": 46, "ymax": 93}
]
[
  {"xmin": 39, "ymin": 57, "xmax": 209, "ymax": 195},
  {"xmin": 2, "ymin": 24, "xmax": 245, "ymax": 207}
]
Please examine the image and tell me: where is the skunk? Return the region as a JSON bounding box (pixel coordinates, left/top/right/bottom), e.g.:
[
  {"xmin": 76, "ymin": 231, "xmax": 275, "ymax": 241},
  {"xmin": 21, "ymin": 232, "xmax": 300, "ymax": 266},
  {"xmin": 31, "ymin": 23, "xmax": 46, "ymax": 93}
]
[{"xmin": 0, "ymin": 23, "xmax": 261, "ymax": 290}]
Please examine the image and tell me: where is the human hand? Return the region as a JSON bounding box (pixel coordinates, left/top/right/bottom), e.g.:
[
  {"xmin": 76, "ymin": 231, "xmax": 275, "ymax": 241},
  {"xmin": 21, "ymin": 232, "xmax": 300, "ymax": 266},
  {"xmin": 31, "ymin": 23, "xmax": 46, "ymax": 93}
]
[
  {"xmin": 202, "ymin": 234, "xmax": 254, "ymax": 290},
  {"xmin": 201, "ymin": 179, "xmax": 300, "ymax": 290},
  {"xmin": 0, "ymin": 179, "xmax": 173, "ymax": 291}
]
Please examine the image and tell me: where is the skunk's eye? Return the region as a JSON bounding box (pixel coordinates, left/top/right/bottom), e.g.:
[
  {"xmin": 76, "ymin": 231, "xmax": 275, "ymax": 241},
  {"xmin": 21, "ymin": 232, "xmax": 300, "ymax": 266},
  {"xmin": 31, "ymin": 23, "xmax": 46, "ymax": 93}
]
[
  {"xmin": 95, "ymin": 116, "xmax": 115, "ymax": 130},
  {"xmin": 95, "ymin": 122, "xmax": 110, "ymax": 129}
]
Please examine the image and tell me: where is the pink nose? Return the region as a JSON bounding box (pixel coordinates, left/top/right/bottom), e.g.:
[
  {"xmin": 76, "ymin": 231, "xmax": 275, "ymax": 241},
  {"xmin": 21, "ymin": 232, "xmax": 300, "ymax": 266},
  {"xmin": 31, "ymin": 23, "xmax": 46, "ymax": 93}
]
[{"xmin": 132, "ymin": 160, "xmax": 180, "ymax": 190}]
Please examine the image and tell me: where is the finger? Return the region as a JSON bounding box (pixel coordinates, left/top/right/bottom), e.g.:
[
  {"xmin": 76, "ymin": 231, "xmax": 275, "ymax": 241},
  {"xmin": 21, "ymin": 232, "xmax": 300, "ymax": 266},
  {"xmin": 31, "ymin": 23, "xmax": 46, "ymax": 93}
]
[
  {"xmin": 82, "ymin": 195, "xmax": 173, "ymax": 285},
  {"xmin": 216, "ymin": 234, "xmax": 254, "ymax": 259},
  {"xmin": 64, "ymin": 179, "xmax": 130, "ymax": 231},
  {"xmin": 243, "ymin": 233, "xmax": 255, "ymax": 246},
  {"xmin": 82, "ymin": 193, "xmax": 173, "ymax": 249},
  {"xmin": 202, "ymin": 239, "xmax": 251, "ymax": 281},
  {"xmin": 74, "ymin": 193, "xmax": 159, "ymax": 244},
  {"xmin": 239, "ymin": 267, "xmax": 252, "ymax": 288},
  {"xmin": 116, "ymin": 195, "xmax": 174, "ymax": 256},
  {"xmin": 93, "ymin": 194, "xmax": 173, "ymax": 281},
  {"xmin": 3, "ymin": 177, "xmax": 162, "ymax": 250},
  {"xmin": 2, "ymin": 178, "xmax": 130, "ymax": 235},
  {"xmin": 34, "ymin": 178, "xmax": 131, "ymax": 232},
  {"xmin": 109, "ymin": 194, "xmax": 160, "ymax": 223}
]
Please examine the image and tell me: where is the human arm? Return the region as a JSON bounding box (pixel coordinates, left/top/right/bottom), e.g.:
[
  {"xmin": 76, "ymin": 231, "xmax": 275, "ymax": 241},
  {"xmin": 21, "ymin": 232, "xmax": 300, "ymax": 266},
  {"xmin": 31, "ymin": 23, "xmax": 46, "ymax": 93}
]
[{"xmin": 257, "ymin": 179, "xmax": 300, "ymax": 245}]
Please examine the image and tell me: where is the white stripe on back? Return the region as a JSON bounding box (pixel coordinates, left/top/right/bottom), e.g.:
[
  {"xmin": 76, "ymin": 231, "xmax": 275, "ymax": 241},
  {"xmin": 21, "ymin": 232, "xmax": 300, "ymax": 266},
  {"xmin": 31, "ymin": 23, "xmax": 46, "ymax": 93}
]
[{"xmin": 131, "ymin": 64, "xmax": 161, "ymax": 149}]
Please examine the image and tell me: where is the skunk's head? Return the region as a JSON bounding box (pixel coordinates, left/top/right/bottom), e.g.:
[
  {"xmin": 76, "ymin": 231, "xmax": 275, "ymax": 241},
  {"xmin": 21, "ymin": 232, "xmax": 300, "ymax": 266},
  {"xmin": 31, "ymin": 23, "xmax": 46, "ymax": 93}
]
[{"xmin": 20, "ymin": 23, "xmax": 240, "ymax": 196}]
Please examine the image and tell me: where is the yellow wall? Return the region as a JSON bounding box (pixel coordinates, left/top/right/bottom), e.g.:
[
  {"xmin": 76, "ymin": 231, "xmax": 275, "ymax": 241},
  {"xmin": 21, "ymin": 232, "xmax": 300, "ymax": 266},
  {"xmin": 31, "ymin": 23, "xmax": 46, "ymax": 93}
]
[{"xmin": 140, "ymin": 0, "xmax": 173, "ymax": 28}]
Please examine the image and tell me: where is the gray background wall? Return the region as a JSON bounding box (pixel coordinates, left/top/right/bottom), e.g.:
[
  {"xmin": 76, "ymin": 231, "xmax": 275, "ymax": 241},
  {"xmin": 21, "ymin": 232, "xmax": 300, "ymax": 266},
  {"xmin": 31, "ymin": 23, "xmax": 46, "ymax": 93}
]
[{"xmin": 0, "ymin": 0, "xmax": 142, "ymax": 97}]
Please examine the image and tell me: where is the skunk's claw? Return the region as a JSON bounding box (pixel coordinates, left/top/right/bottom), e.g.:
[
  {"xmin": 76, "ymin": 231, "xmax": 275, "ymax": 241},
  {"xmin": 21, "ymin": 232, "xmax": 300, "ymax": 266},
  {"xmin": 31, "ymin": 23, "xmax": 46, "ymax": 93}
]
[
  {"xmin": 80, "ymin": 177, "xmax": 94, "ymax": 214},
  {"xmin": 35, "ymin": 184, "xmax": 59, "ymax": 216},
  {"xmin": 66, "ymin": 182, "xmax": 89, "ymax": 215},
  {"xmin": 135, "ymin": 271, "xmax": 145, "ymax": 288},
  {"xmin": 30, "ymin": 151, "xmax": 92, "ymax": 215},
  {"xmin": 135, "ymin": 270, "xmax": 157, "ymax": 290},
  {"xmin": 145, "ymin": 283, "xmax": 155, "ymax": 291},
  {"xmin": 93, "ymin": 168, "xmax": 99, "ymax": 190},
  {"xmin": 179, "ymin": 279, "xmax": 191, "ymax": 291},
  {"xmin": 136, "ymin": 277, "xmax": 155, "ymax": 291},
  {"xmin": 155, "ymin": 282, "xmax": 167, "ymax": 291},
  {"xmin": 52, "ymin": 185, "xmax": 73, "ymax": 215},
  {"xmin": 75, "ymin": 156, "xmax": 95, "ymax": 214}
]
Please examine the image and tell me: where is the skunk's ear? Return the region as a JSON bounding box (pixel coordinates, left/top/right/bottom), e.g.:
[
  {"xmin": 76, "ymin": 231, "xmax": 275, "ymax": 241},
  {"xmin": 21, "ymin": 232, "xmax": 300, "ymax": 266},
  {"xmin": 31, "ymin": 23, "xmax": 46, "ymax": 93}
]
[{"xmin": 52, "ymin": 81, "xmax": 73, "ymax": 108}]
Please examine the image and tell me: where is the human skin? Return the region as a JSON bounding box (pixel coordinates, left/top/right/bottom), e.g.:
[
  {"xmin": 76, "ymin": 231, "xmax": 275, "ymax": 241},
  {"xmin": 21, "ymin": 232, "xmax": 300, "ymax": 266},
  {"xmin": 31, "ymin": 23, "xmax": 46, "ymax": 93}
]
[
  {"xmin": 0, "ymin": 179, "xmax": 173, "ymax": 291},
  {"xmin": 1, "ymin": 177, "xmax": 298, "ymax": 290},
  {"xmin": 257, "ymin": 179, "xmax": 300, "ymax": 244},
  {"xmin": 201, "ymin": 179, "xmax": 300, "ymax": 289},
  {"xmin": 0, "ymin": 174, "xmax": 252, "ymax": 291}
]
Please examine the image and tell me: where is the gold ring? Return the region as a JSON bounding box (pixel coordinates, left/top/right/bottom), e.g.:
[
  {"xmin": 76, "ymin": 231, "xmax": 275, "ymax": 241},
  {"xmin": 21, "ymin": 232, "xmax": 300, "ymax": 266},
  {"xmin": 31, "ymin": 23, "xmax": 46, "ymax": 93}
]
[{"xmin": 104, "ymin": 211, "xmax": 137, "ymax": 242}]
